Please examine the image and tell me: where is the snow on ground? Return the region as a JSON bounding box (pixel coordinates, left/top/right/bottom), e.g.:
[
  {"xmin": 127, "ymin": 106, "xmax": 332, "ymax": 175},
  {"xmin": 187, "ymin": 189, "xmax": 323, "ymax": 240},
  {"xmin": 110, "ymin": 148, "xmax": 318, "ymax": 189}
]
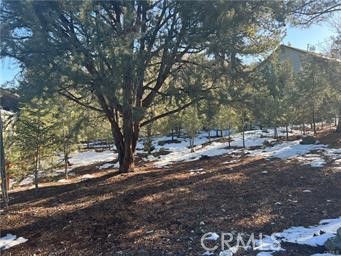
[
  {"xmin": 0, "ymin": 234, "xmax": 28, "ymax": 250},
  {"xmin": 310, "ymin": 254, "xmax": 339, "ymax": 256},
  {"xmin": 245, "ymin": 139, "xmax": 340, "ymax": 168},
  {"xmin": 204, "ymin": 232, "xmax": 220, "ymax": 241},
  {"xmin": 19, "ymin": 150, "xmax": 116, "ymax": 186},
  {"xmin": 203, "ymin": 217, "xmax": 341, "ymax": 256},
  {"xmin": 151, "ymin": 129, "xmax": 334, "ymax": 168},
  {"xmin": 276, "ymin": 218, "xmax": 341, "ymax": 247},
  {"xmin": 253, "ymin": 217, "xmax": 341, "ymax": 255},
  {"xmin": 154, "ymin": 141, "xmax": 236, "ymax": 167},
  {"xmin": 17, "ymin": 127, "xmax": 340, "ymax": 186},
  {"xmin": 247, "ymin": 140, "xmax": 326, "ymax": 160},
  {"xmin": 97, "ymin": 162, "xmax": 118, "ymax": 170},
  {"xmin": 70, "ymin": 150, "xmax": 115, "ymax": 167},
  {"xmin": 153, "ymin": 130, "xmax": 276, "ymax": 167}
]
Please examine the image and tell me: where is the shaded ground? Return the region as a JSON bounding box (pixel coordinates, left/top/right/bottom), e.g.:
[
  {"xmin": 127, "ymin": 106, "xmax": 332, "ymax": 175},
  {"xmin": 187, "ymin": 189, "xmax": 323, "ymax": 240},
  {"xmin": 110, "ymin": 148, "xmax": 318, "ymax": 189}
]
[{"xmin": 1, "ymin": 131, "xmax": 340, "ymax": 256}]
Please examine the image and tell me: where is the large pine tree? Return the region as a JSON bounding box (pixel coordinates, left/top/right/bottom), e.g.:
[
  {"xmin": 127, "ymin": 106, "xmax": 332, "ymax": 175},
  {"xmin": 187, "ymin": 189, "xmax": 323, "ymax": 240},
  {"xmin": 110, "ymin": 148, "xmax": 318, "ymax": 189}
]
[{"xmin": 2, "ymin": 1, "xmax": 338, "ymax": 171}]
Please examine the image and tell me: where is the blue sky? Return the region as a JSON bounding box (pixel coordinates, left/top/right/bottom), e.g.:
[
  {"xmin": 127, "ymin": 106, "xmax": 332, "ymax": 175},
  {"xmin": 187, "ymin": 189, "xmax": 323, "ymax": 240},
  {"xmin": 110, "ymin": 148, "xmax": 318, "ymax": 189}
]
[
  {"xmin": 0, "ymin": 21, "xmax": 337, "ymax": 85},
  {"xmin": 284, "ymin": 23, "xmax": 335, "ymax": 51}
]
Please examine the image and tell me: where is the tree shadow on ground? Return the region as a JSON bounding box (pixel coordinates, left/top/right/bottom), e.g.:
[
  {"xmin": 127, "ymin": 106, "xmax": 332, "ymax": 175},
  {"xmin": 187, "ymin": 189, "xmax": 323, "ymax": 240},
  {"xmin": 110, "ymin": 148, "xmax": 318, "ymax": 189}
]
[{"xmin": 2, "ymin": 154, "xmax": 341, "ymax": 256}]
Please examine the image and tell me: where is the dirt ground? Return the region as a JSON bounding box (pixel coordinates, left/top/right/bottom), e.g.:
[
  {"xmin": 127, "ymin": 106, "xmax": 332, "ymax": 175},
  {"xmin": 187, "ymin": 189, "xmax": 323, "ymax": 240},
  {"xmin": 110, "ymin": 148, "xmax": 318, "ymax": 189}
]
[{"xmin": 1, "ymin": 131, "xmax": 340, "ymax": 256}]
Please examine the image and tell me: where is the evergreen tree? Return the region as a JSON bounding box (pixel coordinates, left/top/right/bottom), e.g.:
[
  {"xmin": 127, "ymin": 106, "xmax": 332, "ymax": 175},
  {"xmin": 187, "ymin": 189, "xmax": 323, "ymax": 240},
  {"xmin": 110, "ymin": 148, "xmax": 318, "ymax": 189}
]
[
  {"xmin": 54, "ymin": 98, "xmax": 86, "ymax": 179},
  {"xmin": 294, "ymin": 57, "xmax": 330, "ymax": 135},
  {"xmin": 15, "ymin": 98, "xmax": 57, "ymax": 189},
  {"xmin": 183, "ymin": 107, "xmax": 202, "ymax": 152},
  {"xmin": 0, "ymin": 1, "xmax": 291, "ymax": 172}
]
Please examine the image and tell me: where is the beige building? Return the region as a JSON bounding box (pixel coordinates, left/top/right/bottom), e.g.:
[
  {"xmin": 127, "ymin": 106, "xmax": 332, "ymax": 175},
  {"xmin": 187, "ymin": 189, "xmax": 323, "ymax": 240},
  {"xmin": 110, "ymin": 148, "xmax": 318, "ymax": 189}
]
[{"xmin": 274, "ymin": 44, "xmax": 340, "ymax": 72}]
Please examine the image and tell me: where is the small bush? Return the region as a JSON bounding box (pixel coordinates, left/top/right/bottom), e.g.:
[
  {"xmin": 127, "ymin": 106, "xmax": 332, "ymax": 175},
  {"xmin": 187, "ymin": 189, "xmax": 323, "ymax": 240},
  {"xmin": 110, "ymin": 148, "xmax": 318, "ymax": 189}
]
[{"xmin": 300, "ymin": 136, "xmax": 316, "ymax": 145}]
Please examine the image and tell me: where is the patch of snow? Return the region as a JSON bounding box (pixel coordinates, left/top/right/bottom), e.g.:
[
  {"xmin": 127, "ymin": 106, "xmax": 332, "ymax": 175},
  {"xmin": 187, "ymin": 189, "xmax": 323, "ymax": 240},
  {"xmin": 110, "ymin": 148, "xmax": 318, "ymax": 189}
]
[
  {"xmin": 303, "ymin": 190, "xmax": 312, "ymax": 193},
  {"xmin": 310, "ymin": 158, "xmax": 326, "ymax": 168},
  {"xmin": 203, "ymin": 251, "xmax": 215, "ymax": 256},
  {"xmin": 258, "ymin": 141, "xmax": 326, "ymax": 159},
  {"xmin": 70, "ymin": 150, "xmax": 115, "ymax": 167},
  {"xmin": 153, "ymin": 129, "xmax": 283, "ymax": 167},
  {"xmin": 19, "ymin": 175, "xmax": 35, "ymax": 186},
  {"xmin": 255, "ymin": 235, "xmax": 283, "ymax": 252},
  {"xmin": 0, "ymin": 234, "xmax": 28, "ymax": 250},
  {"xmin": 18, "ymin": 150, "xmax": 116, "ymax": 186},
  {"xmin": 152, "ymin": 128, "xmax": 330, "ymax": 168},
  {"xmin": 310, "ymin": 254, "xmax": 338, "ymax": 256},
  {"xmin": 257, "ymin": 252, "xmax": 274, "ymax": 256},
  {"xmin": 324, "ymin": 148, "xmax": 341, "ymax": 160},
  {"xmin": 255, "ymin": 217, "xmax": 341, "ymax": 255},
  {"xmin": 97, "ymin": 162, "xmax": 117, "ymax": 170},
  {"xmin": 213, "ymin": 217, "xmax": 341, "ymax": 256},
  {"xmin": 143, "ymin": 155, "xmax": 159, "ymax": 161},
  {"xmin": 277, "ymin": 217, "xmax": 341, "ymax": 247},
  {"xmin": 204, "ymin": 232, "xmax": 220, "ymax": 241},
  {"xmin": 219, "ymin": 247, "xmax": 240, "ymax": 256}
]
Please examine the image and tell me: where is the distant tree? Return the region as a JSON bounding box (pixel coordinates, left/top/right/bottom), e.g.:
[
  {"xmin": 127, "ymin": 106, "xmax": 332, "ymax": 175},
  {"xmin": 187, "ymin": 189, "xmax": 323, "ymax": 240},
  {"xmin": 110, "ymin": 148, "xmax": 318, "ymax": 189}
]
[
  {"xmin": 212, "ymin": 106, "xmax": 238, "ymax": 143},
  {"xmin": 324, "ymin": 26, "xmax": 341, "ymax": 132},
  {"xmin": 257, "ymin": 55, "xmax": 296, "ymax": 138},
  {"xmin": 15, "ymin": 98, "xmax": 56, "ymax": 189},
  {"xmin": 183, "ymin": 107, "xmax": 202, "ymax": 152},
  {"xmin": 236, "ymin": 107, "xmax": 253, "ymax": 148},
  {"xmin": 165, "ymin": 114, "xmax": 183, "ymax": 141},
  {"xmin": 54, "ymin": 98, "xmax": 85, "ymax": 179},
  {"xmin": 294, "ymin": 57, "xmax": 330, "ymax": 135}
]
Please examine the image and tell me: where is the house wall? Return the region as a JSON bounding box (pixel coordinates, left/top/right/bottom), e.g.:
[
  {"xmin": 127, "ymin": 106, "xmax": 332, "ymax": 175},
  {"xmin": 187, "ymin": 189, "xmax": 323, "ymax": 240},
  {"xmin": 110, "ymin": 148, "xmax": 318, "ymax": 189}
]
[{"xmin": 278, "ymin": 46, "xmax": 306, "ymax": 72}]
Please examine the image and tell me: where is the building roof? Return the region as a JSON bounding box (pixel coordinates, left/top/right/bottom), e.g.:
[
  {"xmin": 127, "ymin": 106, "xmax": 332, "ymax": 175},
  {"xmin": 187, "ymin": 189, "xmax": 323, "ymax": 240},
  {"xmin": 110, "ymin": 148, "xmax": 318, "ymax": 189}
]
[
  {"xmin": 279, "ymin": 44, "xmax": 341, "ymax": 63},
  {"xmin": 0, "ymin": 88, "xmax": 19, "ymax": 112}
]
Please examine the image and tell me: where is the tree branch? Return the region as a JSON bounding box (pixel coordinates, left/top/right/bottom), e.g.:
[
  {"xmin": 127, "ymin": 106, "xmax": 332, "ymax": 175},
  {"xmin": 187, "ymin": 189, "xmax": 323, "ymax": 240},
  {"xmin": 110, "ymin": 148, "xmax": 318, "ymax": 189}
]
[{"xmin": 140, "ymin": 98, "xmax": 203, "ymax": 127}]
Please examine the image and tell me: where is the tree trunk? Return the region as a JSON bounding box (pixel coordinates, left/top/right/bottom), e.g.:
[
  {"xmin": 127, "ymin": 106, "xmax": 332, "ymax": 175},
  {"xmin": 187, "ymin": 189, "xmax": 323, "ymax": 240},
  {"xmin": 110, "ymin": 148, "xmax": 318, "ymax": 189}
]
[
  {"xmin": 64, "ymin": 154, "xmax": 68, "ymax": 179},
  {"xmin": 285, "ymin": 124, "xmax": 289, "ymax": 141},
  {"xmin": 190, "ymin": 137, "xmax": 195, "ymax": 152},
  {"xmin": 242, "ymin": 113, "xmax": 246, "ymax": 148},
  {"xmin": 228, "ymin": 124, "xmax": 231, "ymax": 148},
  {"xmin": 208, "ymin": 130, "xmax": 211, "ymax": 142},
  {"xmin": 171, "ymin": 129, "xmax": 174, "ymax": 141},
  {"xmin": 312, "ymin": 118, "xmax": 316, "ymax": 135},
  {"xmin": 0, "ymin": 112, "xmax": 9, "ymax": 208},
  {"xmin": 111, "ymin": 118, "xmax": 140, "ymax": 173},
  {"xmin": 146, "ymin": 124, "xmax": 152, "ymax": 155},
  {"xmin": 274, "ymin": 126, "xmax": 278, "ymax": 139},
  {"xmin": 34, "ymin": 153, "xmax": 39, "ymax": 189},
  {"xmin": 337, "ymin": 116, "xmax": 341, "ymax": 133}
]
